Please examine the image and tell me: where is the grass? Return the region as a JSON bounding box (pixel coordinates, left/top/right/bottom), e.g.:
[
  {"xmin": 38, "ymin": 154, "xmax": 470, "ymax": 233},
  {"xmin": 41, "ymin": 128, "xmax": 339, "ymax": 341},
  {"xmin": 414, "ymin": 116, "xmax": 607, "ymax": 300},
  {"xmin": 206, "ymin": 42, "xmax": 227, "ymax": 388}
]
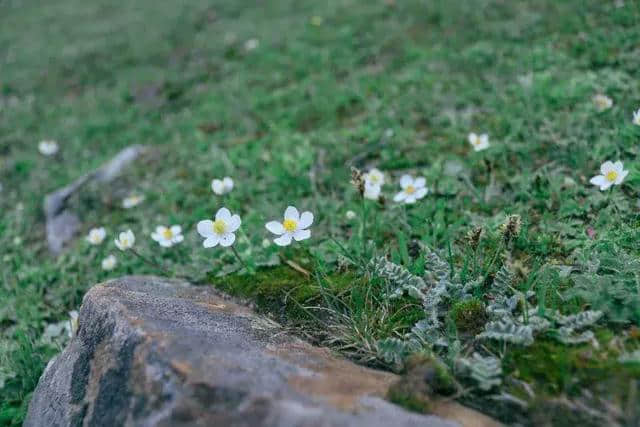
[{"xmin": 2, "ymin": 0, "xmax": 640, "ymax": 425}]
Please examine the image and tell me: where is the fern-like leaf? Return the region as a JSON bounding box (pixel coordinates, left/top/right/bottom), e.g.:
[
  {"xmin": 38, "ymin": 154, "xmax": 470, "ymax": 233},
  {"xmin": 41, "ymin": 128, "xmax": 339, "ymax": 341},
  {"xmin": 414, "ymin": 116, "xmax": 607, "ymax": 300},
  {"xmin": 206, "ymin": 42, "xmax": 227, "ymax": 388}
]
[
  {"xmin": 478, "ymin": 319, "xmax": 534, "ymax": 346},
  {"xmin": 459, "ymin": 352, "xmax": 502, "ymax": 391}
]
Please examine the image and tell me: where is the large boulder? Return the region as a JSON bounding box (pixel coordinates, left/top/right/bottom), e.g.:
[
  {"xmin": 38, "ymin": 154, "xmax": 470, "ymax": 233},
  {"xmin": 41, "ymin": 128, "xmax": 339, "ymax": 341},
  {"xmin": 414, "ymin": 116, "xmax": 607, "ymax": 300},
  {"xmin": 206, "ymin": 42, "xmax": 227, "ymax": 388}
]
[{"xmin": 25, "ymin": 276, "xmax": 500, "ymax": 427}]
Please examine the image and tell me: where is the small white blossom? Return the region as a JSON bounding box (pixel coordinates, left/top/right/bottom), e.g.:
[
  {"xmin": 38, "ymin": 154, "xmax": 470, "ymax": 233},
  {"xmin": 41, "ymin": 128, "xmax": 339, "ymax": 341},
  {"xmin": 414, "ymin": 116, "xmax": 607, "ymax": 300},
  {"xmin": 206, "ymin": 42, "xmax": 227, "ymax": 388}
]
[
  {"xmin": 151, "ymin": 225, "xmax": 184, "ymax": 248},
  {"xmin": 38, "ymin": 140, "xmax": 59, "ymax": 156},
  {"xmin": 197, "ymin": 207, "xmax": 241, "ymax": 248},
  {"xmin": 102, "ymin": 254, "xmax": 117, "ymax": 270},
  {"xmin": 86, "ymin": 227, "xmax": 106, "ymax": 245},
  {"xmin": 345, "ymin": 210, "xmax": 356, "ymax": 220},
  {"xmin": 468, "ymin": 133, "xmax": 490, "ymax": 152},
  {"xmin": 262, "ymin": 238, "xmax": 272, "ymax": 248},
  {"xmin": 114, "ymin": 230, "xmax": 135, "ymax": 251},
  {"xmin": 632, "ymin": 109, "xmax": 640, "ymax": 126},
  {"xmin": 122, "ymin": 195, "xmax": 144, "ymax": 209},
  {"xmin": 589, "ymin": 161, "xmax": 628, "ymax": 191},
  {"xmin": 364, "ymin": 168, "xmax": 384, "ymax": 187},
  {"xmin": 593, "ymin": 94, "xmax": 613, "ymax": 111},
  {"xmin": 363, "ymin": 168, "xmax": 384, "ymax": 200},
  {"xmin": 265, "ymin": 206, "xmax": 313, "ymax": 246},
  {"xmin": 364, "ymin": 183, "xmax": 381, "ymax": 200},
  {"xmin": 68, "ymin": 311, "xmax": 79, "ymax": 338},
  {"xmin": 244, "ymin": 38, "xmax": 259, "ymax": 51},
  {"xmin": 394, "ymin": 175, "xmax": 428, "ymax": 204},
  {"xmin": 211, "ymin": 177, "xmax": 234, "ymax": 195}
]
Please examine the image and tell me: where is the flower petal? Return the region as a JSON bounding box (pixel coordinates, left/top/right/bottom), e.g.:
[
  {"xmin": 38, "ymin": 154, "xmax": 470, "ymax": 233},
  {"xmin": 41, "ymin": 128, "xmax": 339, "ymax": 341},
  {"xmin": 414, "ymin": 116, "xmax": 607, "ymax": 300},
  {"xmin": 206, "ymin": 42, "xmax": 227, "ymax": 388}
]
[
  {"xmin": 616, "ymin": 169, "xmax": 628, "ymax": 185},
  {"xmin": 274, "ymin": 234, "xmax": 292, "ymax": 246},
  {"xmin": 219, "ymin": 232, "xmax": 236, "ymax": 247},
  {"xmin": 197, "ymin": 220, "xmax": 214, "ymax": 237},
  {"xmin": 600, "ymin": 161, "xmax": 614, "ymax": 175},
  {"xmin": 227, "ymin": 215, "xmax": 241, "ymax": 232},
  {"xmin": 284, "ymin": 206, "xmax": 299, "ymax": 221},
  {"xmin": 414, "ymin": 177, "xmax": 426, "ymax": 188},
  {"xmin": 265, "ymin": 221, "xmax": 285, "ymax": 235},
  {"xmin": 170, "ymin": 225, "xmax": 182, "ymax": 235},
  {"xmin": 203, "ymin": 235, "xmax": 220, "ymax": 248},
  {"xmin": 400, "ymin": 175, "xmax": 413, "ymax": 189},
  {"xmin": 293, "ymin": 229, "xmax": 311, "ymax": 241},
  {"xmin": 404, "ymin": 195, "xmax": 417, "ymax": 204},
  {"xmin": 415, "ymin": 188, "xmax": 428, "ymax": 199},
  {"xmin": 298, "ymin": 211, "xmax": 314, "ymax": 229},
  {"xmin": 151, "ymin": 232, "xmax": 161, "ymax": 242},
  {"xmin": 393, "ymin": 191, "xmax": 407, "ymax": 202},
  {"xmin": 216, "ymin": 207, "xmax": 232, "ymax": 221},
  {"xmin": 613, "ymin": 161, "xmax": 624, "ymax": 172},
  {"xmin": 173, "ymin": 234, "xmax": 184, "ymax": 243},
  {"xmin": 364, "ymin": 183, "xmax": 381, "ymax": 200}
]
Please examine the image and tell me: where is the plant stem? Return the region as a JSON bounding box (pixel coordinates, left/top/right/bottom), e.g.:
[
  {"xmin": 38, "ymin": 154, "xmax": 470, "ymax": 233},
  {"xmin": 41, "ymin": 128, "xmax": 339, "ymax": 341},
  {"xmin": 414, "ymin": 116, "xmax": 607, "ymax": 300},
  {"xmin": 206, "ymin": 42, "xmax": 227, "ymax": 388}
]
[
  {"xmin": 230, "ymin": 245, "xmax": 250, "ymax": 272},
  {"xmin": 361, "ymin": 198, "xmax": 368, "ymax": 258},
  {"xmin": 130, "ymin": 248, "xmax": 172, "ymax": 276}
]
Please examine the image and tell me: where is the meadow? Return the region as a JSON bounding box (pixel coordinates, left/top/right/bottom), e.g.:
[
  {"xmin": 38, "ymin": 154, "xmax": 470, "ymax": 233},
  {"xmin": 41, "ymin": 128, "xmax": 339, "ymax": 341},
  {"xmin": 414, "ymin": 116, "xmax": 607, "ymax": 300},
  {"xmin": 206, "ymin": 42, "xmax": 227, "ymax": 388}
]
[{"xmin": 1, "ymin": 0, "xmax": 640, "ymax": 425}]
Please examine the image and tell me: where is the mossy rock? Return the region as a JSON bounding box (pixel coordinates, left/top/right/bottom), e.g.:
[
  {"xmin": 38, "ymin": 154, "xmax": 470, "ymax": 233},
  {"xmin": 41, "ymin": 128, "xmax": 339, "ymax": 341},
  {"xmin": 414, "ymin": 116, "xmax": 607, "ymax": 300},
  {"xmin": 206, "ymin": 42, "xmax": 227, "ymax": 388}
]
[{"xmin": 387, "ymin": 355, "xmax": 457, "ymax": 414}]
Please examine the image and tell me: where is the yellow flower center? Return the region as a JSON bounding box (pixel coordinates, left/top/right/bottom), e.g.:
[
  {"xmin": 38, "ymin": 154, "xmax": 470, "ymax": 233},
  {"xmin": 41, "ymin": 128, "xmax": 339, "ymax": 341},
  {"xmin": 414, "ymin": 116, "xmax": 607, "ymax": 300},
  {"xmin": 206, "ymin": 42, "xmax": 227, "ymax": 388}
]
[
  {"xmin": 605, "ymin": 170, "xmax": 618, "ymax": 182},
  {"xmin": 213, "ymin": 219, "xmax": 227, "ymax": 234},
  {"xmin": 405, "ymin": 185, "xmax": 416, "ymax": 194},
  {"xmin": 162, "ymin": 229, "xmax": 173, "ymax": 239},
  {"xmin": 283, "ymin": 219, "xmax": 298, "ymax": 232}
]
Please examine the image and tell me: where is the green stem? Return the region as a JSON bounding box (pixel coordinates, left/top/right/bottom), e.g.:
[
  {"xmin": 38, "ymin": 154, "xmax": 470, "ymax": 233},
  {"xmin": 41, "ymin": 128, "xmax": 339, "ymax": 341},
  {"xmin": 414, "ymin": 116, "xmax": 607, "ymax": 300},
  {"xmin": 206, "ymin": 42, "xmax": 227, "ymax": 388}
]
[
  {"xmin": 230, "ymin": 245, "xmax": 250, "ymax": 272},
  {"xmin": 130, "ymin": 248, "xmax": 172, "ymax": 276},
  {"xmin": 361, "ymin": 198, "xmax": 368, "ymax": 258}
]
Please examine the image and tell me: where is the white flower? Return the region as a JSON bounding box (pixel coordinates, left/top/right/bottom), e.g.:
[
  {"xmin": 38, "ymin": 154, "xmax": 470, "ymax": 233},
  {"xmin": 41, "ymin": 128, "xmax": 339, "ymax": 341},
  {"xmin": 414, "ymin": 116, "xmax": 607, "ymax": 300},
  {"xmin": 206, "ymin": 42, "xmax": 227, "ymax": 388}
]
[
  {"xmin": 363, "ymin": 168, "xmax": 384, "ymax": 200},
  {"xmin": 393, "ymin": 175, "xmax": 428, "ymax": 204},
  {"xmin": 244, "ymin": 38, "xmax": 259, "ymax": 51},
  {"xmin": 67, "ymin": 311, "xmax": 79, "ymax": 338},
  {"xmin": 589, "ymin": 161, "xmax": 628, "ymax": 191},
  {"xmin": 468, "ymin": 133, "xmax": 490, "ymax": 152},
  {"xmin": 345, "ymin": 210, "xmax": 356, "ymax": 220},
  {"xmin": 364, "ymin": 168, "xmax": 385, "ymax": 187},
  {"xmin": 265, "ymin": 206, "xmax": 313, "ymax": 246},
  {"xmin": 211, "ymin": 177, "xmax": 234, "ymax": 195},
  {"xmin": 122, "ymin": 195, "xmax": 144, "ymax": 209},
  {"xmin": 114, "ymin": 230, "xmax": 135, "ymax": 251},
  {"xmin": 593, "ymin": 94, "xmax": 613, "ymax": 111},
  {"xmin": 151, "ymin": 225, "xmax": 184, "ymax": 248},
  {"xmin": 364, "ymin": 183, "xmax": 382, "ymax": 200},
  {"xmin": 86, "ymin": 227, "xmax": 106, "ymax": 245},
  {"xmin": 197, "ymin": 207, "xmax": 241, "ymax": 248},
  {"xmin": 38, "ymin": 140, "xmax": 59, "ymax": 156},
  {"xmin": 632, "ymin": 109, "xmax": 640, "ymax": 126},
  {"xmin": 102, "ymin": 254, "xmax": 117, "ymax": 270}
]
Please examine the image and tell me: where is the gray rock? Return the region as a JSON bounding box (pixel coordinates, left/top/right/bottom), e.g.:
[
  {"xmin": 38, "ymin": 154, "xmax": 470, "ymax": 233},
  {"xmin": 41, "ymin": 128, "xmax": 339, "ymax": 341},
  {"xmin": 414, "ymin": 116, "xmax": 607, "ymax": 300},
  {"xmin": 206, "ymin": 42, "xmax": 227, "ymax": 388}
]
[
  {"xmin": 44, "ymin": 145, "xmax": 146, "ymax": 254},
  {"xmin": 26, "ymin": 276, "xmax": 500, "ymax": 427}
]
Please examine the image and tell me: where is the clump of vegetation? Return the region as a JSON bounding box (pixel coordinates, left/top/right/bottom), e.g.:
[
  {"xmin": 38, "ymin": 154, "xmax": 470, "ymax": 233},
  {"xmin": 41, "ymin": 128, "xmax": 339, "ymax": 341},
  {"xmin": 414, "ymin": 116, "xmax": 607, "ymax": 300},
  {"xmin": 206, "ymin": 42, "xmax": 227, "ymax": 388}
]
[{"xmin": 451, "ymin": 298, "xmax": 487, "ymax": 335}]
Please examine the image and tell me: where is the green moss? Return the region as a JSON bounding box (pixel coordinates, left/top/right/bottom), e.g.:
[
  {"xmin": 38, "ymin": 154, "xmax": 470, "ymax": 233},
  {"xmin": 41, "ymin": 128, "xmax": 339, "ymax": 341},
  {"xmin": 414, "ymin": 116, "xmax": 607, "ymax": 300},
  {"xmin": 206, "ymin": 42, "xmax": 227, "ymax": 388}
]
[
  {"xmin": 451, "ymin": 298, "xmax": 487, "ymax": 335},
  {"xmin": 388, "ymin": 355, "xmax": 457, "ymax": 414},
  {"xmin": 209, "ymin": 265, "xmax": 356, "ymax": 325},
  {"xmin": 503, "ymin": 335, "xmax": 640, "ymax": 404}
]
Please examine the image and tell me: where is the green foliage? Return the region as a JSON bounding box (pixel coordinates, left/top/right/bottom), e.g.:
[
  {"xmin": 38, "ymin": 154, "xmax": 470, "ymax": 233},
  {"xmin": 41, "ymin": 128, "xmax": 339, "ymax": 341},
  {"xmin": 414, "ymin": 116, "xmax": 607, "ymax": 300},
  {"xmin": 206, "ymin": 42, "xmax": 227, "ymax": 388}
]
[
  {"xmin": 451, "ymin": 298, "xmax": 487, "ymax": 334},
  {"xmin": 458, "ymin": 353, "xmax": 502, "ymax": 391},
  {"xmin": 2, "ymin": 0, "xmax": 640, "ymax": 424}
]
